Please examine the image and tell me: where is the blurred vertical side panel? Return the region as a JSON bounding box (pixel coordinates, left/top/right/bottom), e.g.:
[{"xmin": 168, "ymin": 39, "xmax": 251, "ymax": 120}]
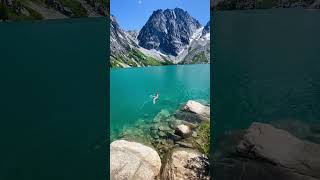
[{"xmin": 0, "ymin": 18, "xmax": 108, "ymax": 180}]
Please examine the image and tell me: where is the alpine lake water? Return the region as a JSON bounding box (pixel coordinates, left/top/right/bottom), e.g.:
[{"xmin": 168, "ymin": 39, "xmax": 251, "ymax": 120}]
[
  {"xmin": 212, "ymin": 9, "xmax": 320, "ymax": 152},
  {"xmin": 110, "ymin": 64, "xmax": 210, "ymax": 143},
  {"xmin": 0, "ymin": 18, "xmax": 107, "ymax": 179}
]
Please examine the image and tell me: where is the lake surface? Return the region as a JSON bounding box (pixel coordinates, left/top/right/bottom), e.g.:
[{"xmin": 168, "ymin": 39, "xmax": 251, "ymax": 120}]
[
  {"xmin": 0, "ymin": 18, "xmax": 107, "ymax": 180},
  {"xmin": 212, "ymin": 9, "xmax": 320, "ymax": 142},
  {"xmin": 110, "ymin": 64, "xmax": 210, "ymax": 139}
]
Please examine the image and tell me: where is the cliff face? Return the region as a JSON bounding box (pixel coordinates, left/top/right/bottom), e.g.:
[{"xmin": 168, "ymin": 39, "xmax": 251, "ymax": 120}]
[
  {"xmin": 138, "ymin": 8, "xmax": 202, "ymax": 56},
  {"xmin": 110, "ymin": 15, "xmax": 137, "ymax": 57},
  {"xmin": 110, "ymin": 8, "xmax": 211, "ymax": 68},
  {"xmin": 110, "ymin": 14, "xmax": 171, "ymax": 68}
]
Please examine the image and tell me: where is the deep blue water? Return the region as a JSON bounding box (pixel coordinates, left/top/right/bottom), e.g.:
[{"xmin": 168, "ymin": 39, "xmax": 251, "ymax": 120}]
[
  {"xmin": 212, "ymin": 9, "xmax": 320, "ymax": 138},
  {"xmin": 0, "ymin": 18, "xmax": 107, "ymax": 180}
]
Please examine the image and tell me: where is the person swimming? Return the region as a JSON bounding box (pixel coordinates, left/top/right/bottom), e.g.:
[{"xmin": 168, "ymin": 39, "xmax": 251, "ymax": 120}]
[{"xmin": 152, "ymin": 92, "xmax": 159, "ymax": 104}]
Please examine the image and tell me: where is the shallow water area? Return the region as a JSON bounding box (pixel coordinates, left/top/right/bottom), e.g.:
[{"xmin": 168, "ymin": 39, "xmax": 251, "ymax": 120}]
[{"xmin": 110, "ymin": 64, "xmax": 210, "ymax": 140}]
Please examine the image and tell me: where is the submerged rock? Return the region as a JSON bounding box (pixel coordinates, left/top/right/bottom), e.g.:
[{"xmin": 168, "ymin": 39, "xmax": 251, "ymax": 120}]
[
  {"xmin": 183, "ymin": 100, "xmax": 210, "ymax": 118},
  {"xmin": 158, "ymin": 131, "xmax": 167, "ymax": 138},
  {"xmin": 161, "ymin": 148, "xmax": 210, "ymax": 180},
  {"xmin": 168, "ymin": 132, "xmax": 182, "ymax": 141},
  {"xmin": 110, "ymin": 140, "xmax": 161, "ymax": 180},
  {"xmin": 151, "ymin": 129, "xmax": 160, "ymax": 139},
  {"xmin": 169, "ymin": 118, "xmax": 198, "ymax": 130},
  {"xmin": 158, "ymin": 125, "xmax": 170, "ymax": 131},
  {"xmin": 214, "ymin": 122, "xmax": 320, "ymax": 180},
  {"xmin": 175, "ymin": 100, "xmax": 210, "ymax": 122},
  {"xmin": 237, "ymin": 122, "xmax": 320, "ymax": 178},
  {"xmin": 153, "ymin": 109, "xmax": 171, "ymax": 122},
  {"xmin": 175, "ymin": 124, "xmax": 192, "ymax": 138},
  {"xmin": 182, "ymin": 120, "xmax": 199, "ymax": 129},
  {"xmin": 175, "ymin": 110, "xmax": 209, "ymax": 123},
  {"xmin": 169, "ymin": 119, "xmax": 183, "ymax": 129}
]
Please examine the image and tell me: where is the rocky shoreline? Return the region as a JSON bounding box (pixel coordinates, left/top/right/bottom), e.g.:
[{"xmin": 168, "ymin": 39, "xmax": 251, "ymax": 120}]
[
  {"xmin": 213, "ymin": 120, "xmax": 320, "ymax": 180},
  {"xmin": 110, "ymin": 100, "xmax": 211, "ymax": 180}
]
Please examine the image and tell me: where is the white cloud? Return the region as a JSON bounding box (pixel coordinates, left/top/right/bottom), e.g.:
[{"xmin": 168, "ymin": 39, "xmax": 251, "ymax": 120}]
[{"xmin": 138, "ymin": 0, "xmax": 142, "ymax": 4}]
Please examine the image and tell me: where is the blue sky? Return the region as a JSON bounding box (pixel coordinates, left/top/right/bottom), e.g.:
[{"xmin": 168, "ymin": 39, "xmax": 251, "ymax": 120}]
[{"xmin": 111, "ymin": 0, "xmax": 210, "ymax": 30}]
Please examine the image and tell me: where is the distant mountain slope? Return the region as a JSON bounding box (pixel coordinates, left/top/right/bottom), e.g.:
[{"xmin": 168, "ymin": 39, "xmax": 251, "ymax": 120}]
[
  {"xmin": 180, "ymin": 21, "xmax": 210, "ymax": 64},
  {"xmin": 110, "ymin": 8, "xmax": 210, "ymax": 68},
  {"xmin": 0, "ymin": 0, "xmax": 108, "ymax": 21},
  {"xmin": 110, "ymin": 15, "xmax": 171, "ymax": 68}
]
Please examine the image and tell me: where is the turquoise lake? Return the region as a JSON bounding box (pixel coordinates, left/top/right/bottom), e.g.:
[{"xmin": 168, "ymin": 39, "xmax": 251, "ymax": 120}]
[
  {"xmin": 212, "ymin": 9, "xmax": 320, "ymax": 144},
  {"xmin": 110, "ymin": 64, "xmax": 210, "ymax": 139},
  {"xmin": 0, "ymin": 18, "xmax": 107, "ymax": 180}
]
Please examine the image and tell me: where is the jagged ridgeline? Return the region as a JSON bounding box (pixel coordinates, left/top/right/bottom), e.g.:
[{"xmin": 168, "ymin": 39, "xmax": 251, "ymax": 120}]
[
  {"xmin": 110, "ymin": 8, "xmax": 210, "ymax": 68},
  {"xmin": 0, "ymin": 0, "xmax": 109, "ymax": 21}
]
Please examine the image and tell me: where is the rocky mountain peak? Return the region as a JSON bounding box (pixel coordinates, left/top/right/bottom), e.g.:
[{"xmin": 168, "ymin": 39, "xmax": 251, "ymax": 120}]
[
  {"xmin": 202, "ymin": 21, "xmax": 210, "ymax": 36},
  {"xmin": 110, "ymin": 15, "xmax": 138, "ymax": 56},
  {"xmin": 110, "ymin": 15, "xmax": 130, "ymax": 55},
  {"xmin": 137, "ymin": 8, "xmax": 202, "ymax": 56},
  {"xmin": 127, "ymin": 30, "xmax": 140, "ymax": 40},
  {"xmin": 110, "ymin": 10, "xmax": 210, "ymax": 68}
]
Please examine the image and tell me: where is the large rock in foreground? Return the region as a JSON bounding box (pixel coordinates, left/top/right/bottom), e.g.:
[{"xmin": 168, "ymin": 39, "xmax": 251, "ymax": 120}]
[
  {"xmin": 214, "ymin": 122, "xmax": 320, "ymax": 180},
  {"xmin": 161, "ymin": 148, "xmax": 210, "ymax": 180},
  {"xmin": 175, "ymin": 100, "xmax": 210, "ymax": 122},
  {"xmin": 110, "ymin": 140, "xmax": 161, "ymax": 180},
  {"xmin": 183, "ymin": 100, "xmax": 210, "ymax": 118},
  {"xmin": 237, "ymin": 122, "xmax": 320, "ymax": 178}
]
